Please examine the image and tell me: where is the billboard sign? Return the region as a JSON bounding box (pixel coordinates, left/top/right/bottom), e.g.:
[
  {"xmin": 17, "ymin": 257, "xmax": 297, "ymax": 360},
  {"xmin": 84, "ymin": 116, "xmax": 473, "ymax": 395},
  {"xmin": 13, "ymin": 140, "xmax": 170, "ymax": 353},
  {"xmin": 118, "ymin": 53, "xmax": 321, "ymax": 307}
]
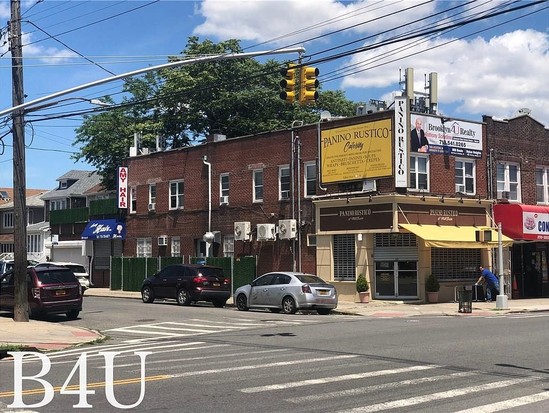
[
  {"xmin": 320, "ymin": 119, "xmax": 392, "ymax": 184},
  {"xmin": 410, "ymin": 114, "xmax": 482, "ymax": 158}
]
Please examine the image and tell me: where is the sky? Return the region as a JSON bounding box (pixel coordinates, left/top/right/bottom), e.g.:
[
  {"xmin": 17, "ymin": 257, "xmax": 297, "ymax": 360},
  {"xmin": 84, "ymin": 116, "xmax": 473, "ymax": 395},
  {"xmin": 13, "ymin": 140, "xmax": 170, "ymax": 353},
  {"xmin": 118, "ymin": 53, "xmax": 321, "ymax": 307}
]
[{"xmin": 0, "ymin": 0, "xmax": 547, "ymax": 190}]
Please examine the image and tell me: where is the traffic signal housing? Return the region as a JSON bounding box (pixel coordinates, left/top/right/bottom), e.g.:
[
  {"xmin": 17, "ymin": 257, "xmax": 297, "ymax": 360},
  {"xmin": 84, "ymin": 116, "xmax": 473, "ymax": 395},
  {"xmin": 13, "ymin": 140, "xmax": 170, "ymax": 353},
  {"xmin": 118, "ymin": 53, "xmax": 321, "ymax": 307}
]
[
  {"xmin": 299, "ymin": 66, "xmax": 319, "ymax": 104},
  {"xmin": 279, "ymin": 65, "xmax": 296, "ymax": 103}
]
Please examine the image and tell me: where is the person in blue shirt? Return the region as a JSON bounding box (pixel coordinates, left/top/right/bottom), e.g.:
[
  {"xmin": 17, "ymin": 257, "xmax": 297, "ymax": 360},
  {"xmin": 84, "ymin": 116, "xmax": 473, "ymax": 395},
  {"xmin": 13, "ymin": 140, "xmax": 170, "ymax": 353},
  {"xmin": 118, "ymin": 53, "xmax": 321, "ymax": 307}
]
[{"xmin": 476, "ymin": 266, "xmax": 500, "ymax": 302}]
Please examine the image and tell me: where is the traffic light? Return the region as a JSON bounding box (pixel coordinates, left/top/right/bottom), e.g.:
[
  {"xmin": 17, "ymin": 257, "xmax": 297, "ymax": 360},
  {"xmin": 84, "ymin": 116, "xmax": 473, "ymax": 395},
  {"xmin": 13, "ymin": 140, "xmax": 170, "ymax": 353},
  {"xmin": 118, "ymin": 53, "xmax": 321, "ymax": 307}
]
[
  {"xmin": 299, "ymin": 66, "xmax": 319, "ymax": 104},
  {"xmin": 279, "ymin": 64, "xmax": 296, "ymax": 103}
]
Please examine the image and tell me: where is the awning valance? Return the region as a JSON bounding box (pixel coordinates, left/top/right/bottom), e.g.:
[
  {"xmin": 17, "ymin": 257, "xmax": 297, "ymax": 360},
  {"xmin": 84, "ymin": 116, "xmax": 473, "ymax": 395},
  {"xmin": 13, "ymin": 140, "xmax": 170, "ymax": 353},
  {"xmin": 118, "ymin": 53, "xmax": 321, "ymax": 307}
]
[
  {"xmin": 494, "ymin": 204, "xmax": 549, "ymax": 241},
  {"xmin": 399, "ymin": 224, "xmax": 513, "ymax": 248},
  {"xmin": 81, "ymin": 219, "xmax": 126, "ymax": 240}
]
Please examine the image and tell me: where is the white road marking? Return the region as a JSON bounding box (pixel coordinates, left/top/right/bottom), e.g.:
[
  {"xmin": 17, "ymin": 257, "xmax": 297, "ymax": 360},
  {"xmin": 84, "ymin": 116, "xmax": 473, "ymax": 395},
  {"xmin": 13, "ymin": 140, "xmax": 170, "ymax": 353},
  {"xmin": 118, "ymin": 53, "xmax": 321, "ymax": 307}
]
[{"xmin": 453, "ymin": 391, "xmax": 549, "ymax": 412}]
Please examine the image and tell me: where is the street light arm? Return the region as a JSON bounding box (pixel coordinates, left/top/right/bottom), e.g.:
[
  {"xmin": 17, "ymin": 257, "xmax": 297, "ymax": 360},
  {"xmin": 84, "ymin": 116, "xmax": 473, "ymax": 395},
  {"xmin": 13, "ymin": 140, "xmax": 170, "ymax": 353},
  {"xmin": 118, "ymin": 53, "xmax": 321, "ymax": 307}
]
[
  {"xmin": 24, "ymin": 97, "xmax": 111, "ymax": 113},
  {"xmin": 0, "ymin": 47, "xmax": 306, "ymax": 117}
]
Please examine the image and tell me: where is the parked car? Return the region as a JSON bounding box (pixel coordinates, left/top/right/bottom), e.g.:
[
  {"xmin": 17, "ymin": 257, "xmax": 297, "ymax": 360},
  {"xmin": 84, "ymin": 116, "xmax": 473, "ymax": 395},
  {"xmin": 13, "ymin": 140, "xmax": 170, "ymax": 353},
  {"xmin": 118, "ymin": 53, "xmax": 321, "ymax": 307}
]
[
  {"xmin": 141, "ymin": 264, "xmax": 231, "ymax": 307},
  {"xmin": 0, "ymin": 265, "xmax": 83, "ymax": 319},
  {"xmin": 35, "ymin": 262, "xmax": 90, "ymax": 291},
  {"xmin": 234, "ymin": 272, "xmax": 338, "ymax": 315},
  {"xmin": 0, "ymin": 259, "xmax": 39, "ymax": 275}
]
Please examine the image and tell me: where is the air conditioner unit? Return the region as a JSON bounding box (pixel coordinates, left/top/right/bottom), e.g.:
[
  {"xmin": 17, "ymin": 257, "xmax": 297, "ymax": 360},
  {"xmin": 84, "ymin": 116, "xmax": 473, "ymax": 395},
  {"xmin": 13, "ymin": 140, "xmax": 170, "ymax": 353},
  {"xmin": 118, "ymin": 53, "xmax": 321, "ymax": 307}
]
[
  {"xmin": 148, "ymin": 203, "xmax": 156, "ymax": 211},
  {"xmin": 500, "ymin": 191, "xmax": 510, "ymax": 199},
  {"xmin": 234, "ymin": 221, "xmax": 251, "ymax": 241},
  {"xmin": 278, "ymin": 219, "xmax": 297, "ymax": 240},
  {"xmin": 257, "ymin": 223, "xmax": 276, "ymax": 241},
  {"xmin": 157, "ymin": 235, "xmax": 168, "ymax": 246},
  {"xmin": 280, "ymin": 190, "xmax": 290, "ymax": 200},
  {"xmin": 455, "ymin": 184, "xmax": 465, "ymax": 193},
  {"xmin": 220, "ymin": 195, "xmax": 229, "ymax": 205},
  {"xmin": 362, "ymin": 180, "xmax": 377, "ymax": 192}
]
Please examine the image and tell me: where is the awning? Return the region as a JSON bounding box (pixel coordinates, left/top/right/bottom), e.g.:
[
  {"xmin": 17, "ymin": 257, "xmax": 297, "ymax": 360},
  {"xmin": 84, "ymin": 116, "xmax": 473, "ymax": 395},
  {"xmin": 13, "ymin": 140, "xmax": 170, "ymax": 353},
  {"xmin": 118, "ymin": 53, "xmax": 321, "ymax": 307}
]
[
  {"xmin": 494, "ymin": 204, "xmax": 549, "ymax": 241},
  {"xmin": 81, "ymin": 219, "xmax": 126, "ymax": 240},
  {"xmin": 400, "ymin": 224, "xmax": 513, "ymax": 248}
]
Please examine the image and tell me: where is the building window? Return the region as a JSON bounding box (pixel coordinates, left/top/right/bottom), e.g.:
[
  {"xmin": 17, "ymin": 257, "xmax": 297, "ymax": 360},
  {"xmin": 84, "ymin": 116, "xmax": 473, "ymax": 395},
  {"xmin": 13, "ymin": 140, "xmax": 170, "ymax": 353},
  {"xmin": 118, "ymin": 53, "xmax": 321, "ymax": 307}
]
[
  {"xmin": 431, "ymin": 248, "xmax": 480, "ymax": 281},
  {"xmin": 223, "ymin": 235, "xmax": 234, "ymax": 258},
  {"xmin": 279, "ymin": 165, "xmax": 290, "ymax": 200},
  {"xmin": 536, "ymin": 167, "xmax": 549, "ymax": 204},
  {"xmin": 253, "ymin": 169, "xmax": 263, "ymax": 202},
  {"xmin": 149, "ymin": 184, "xmax": 156, "ymax": 206},
  {"xmin": 169, "ymin": 180, "xmax": 184, "ymax": 209},
  {"xmin": 220, "ymin": 173, "xmax": 229, "ymax": 204},
  {"xmin": 50, "ymin": 199, "xmax": 67, "ymax": 211},
  {"xmin": 3, "ymin": 212, "xmax": 13, "ymax": 229},
  {"xmin": 409, "ymin": 155, "xmax": 429, "ymax": 191},
  {"xmin": 171, "ymin": 236, "xmax": 181, "ymax": 257},
  {"xmin": 496, "ymin": 162, "xmax": 520, "ymax": 201},
  {"xmin": 455, "ymin": 159, "xmax": 476, "ymax": 195},
  {"xmin": 130, "ymin": 187, "xmax": 137, "ymax": 213},
  {"xmin": 136, "ymin": 238, "xmax": 152, "ymax": 257},
  {"xmin": 333, "ymin": 234, "xmax": 355, "ymax": 281},
  {"xmin": 27, "ymin": 234, "xmax": 41, "ymax": 253},
  {"xmin": 304, "ymin": 162, "xmax": 316, "ymax": 197}
]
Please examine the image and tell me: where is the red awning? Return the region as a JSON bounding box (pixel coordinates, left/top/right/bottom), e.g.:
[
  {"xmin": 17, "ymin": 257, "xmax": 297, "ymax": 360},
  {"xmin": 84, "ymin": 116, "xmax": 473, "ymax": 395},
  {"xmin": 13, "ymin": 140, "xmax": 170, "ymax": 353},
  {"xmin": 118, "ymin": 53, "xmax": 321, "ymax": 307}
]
[{"xmin": 494, "ymin": 204, "xmax": 549, "ymax": 241}]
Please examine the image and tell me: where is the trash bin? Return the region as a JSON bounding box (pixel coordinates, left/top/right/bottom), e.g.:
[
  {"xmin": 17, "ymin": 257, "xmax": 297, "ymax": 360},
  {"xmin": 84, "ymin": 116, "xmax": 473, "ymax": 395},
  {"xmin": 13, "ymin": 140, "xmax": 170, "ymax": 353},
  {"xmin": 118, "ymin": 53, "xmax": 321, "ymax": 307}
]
[{"xmin": 458, "ymin": 286, "xmax": 473, "ymax": 313}]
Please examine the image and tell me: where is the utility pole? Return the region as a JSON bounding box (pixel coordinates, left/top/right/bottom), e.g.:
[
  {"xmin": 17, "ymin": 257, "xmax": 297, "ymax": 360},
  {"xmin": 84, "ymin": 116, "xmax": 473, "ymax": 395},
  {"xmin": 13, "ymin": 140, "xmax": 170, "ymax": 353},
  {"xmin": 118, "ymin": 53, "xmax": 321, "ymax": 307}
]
[{"xmin": 10, "ymin": 0, "xmax": 29, "ymax": 322}]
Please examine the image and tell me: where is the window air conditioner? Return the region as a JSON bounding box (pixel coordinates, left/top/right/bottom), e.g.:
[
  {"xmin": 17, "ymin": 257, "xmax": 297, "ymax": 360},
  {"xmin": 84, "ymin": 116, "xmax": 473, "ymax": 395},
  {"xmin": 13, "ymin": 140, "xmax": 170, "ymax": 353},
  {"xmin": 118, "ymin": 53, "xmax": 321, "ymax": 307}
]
[
  {"xmin": 280, "ymin": 190, "xmax": 290, "ymax": 200},
  {"xmin": 220, "ymin": 195, "xmax": 229, "ymax": 205},
  {"xmin": 148, "ymin": 203, "xmax": 156, "ymax": 211},
  {"xmin": 257, "ymin": 223, "xmax": 276, "ymax": 241},
  {"xmin": 157, "ymin": 236, "xmax": 168, "ymax": 246},
  {"xmin": 234, "ymin": 221, "xmax": 251, "ymax": 241},
  {"xmin": 278, "ymin": 219, "xmax": 297, "ymax": 240},
  {"xmin": 500, "ymin": 191, "xmax": 510, "ymax": 199}
]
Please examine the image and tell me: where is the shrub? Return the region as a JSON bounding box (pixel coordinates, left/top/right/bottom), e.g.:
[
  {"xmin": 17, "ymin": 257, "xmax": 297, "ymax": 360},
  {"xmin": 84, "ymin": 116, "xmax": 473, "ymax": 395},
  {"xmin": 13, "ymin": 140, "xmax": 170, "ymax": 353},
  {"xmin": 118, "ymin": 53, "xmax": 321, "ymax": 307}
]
[
  {"xmin": 425, "ymin": 274, "xmax": 440, "ymax": 292},
  {"xmin": 356, "ymin": 274, "xmax": 369, "ymax": 293}
]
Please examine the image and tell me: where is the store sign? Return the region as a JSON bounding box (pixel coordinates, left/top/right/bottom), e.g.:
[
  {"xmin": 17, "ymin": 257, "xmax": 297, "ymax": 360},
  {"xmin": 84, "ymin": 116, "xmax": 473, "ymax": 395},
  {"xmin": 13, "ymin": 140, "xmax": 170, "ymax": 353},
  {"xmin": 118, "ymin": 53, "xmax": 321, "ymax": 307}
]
[
  {"xmin": 398, "ymin": 203, "xmax": 487, "ymax": 226},
  {"xmin": 320, "ymin": 119, "xmax": 392, "ymax": 184},
  {"xmin": 523, "ymin": 211, "xmax": 549, "ymax": 240},
  {"xmin": 117, "ymin": 166, "xmax": 128, "ymax": 209},
  {"xmin": 394, "ymin": 96, "xmax": 408, "ymax": 188},
  {"xmin": 319, "ymin": 203, "xmax": 393, "ymax": 231}
]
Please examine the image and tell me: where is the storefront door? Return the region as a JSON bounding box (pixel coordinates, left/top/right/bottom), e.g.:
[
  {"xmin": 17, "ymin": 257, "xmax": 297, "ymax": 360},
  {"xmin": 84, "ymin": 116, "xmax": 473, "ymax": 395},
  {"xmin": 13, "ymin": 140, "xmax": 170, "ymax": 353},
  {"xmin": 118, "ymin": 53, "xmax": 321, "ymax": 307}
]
[{"xmin": 375, "ymin": 260, "xmax": 418, "ymax": 299}]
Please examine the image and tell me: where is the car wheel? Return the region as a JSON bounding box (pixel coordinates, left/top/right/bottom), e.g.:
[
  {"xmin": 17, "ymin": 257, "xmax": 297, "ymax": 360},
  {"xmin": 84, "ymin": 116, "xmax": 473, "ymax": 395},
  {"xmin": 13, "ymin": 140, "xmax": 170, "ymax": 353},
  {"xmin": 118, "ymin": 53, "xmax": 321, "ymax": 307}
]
[
  {"xmin": 141, "ymin": 286, "xmax": 155, "ymax": 303},
  {"xmin": 236, "ymin": 294, "xmax": 249, "ymax": 311},
  {"xmin": 66, "ymin": 310, "xmax": 79, "ymax": 320},
  {"xmin": 269, "ymin": 308, "xmax": 281, "ymax": 313},
  {"xmin": 281, "ymin": 296, "xmax": 297, "ymax": 314},
  {"xmin": 317, "ymin": 308, "xmax": 331, "ymax": 315},
  {"xmin": 176, "ymin": 289, "xmax": 192, "ymax": 306},
  {"xmin": 212, "ymin": 299, "xmax": 226, "ymax": 308}
]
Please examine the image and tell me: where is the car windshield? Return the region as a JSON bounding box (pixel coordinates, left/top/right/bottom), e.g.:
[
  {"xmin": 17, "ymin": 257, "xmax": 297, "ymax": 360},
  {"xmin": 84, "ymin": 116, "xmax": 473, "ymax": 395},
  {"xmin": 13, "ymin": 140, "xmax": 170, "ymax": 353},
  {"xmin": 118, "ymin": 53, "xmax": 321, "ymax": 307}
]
[
  {"xmin": 295, "ymin": 274, "xmax": 329, "ymax": 285},
  {"xmin": 64, "ymin": 265, "xmax": 87, "ymax": 274},
  {"xmin": 36, "ymin": 270, "xmax": 77, "ymax": 284},
  {"xmin": 197, "ymin": 267, "xmax": 224, "ymax": 277}
]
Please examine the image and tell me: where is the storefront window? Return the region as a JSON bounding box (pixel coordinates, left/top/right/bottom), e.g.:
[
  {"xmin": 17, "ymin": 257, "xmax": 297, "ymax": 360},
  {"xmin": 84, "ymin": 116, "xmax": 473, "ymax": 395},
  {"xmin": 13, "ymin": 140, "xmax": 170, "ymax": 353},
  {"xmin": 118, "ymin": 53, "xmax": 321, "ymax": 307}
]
[
  {"xmin": 431, "ymin": 248, "xmax": 480, "ymax": 281},
  {"xmin": 333, "ymin": 234, "xmax": 355, "ymax": 281}
]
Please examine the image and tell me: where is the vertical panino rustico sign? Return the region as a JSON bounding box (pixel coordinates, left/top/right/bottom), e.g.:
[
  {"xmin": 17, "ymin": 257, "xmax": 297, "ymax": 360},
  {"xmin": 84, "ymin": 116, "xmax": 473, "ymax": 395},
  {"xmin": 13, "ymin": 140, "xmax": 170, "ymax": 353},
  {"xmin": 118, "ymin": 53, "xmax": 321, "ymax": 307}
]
[{"xmin": 394, "ymin": 96, "xmax": 408, "ymax": 188}]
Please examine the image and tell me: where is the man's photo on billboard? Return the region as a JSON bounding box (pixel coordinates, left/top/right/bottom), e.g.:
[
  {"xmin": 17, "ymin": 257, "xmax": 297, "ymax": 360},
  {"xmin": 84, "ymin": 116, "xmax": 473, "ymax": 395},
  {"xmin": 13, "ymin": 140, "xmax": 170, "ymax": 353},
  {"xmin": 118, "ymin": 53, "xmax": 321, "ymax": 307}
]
[{"xmin": 411, "ymin": 117, "xmax": 429, "ymax": 153}]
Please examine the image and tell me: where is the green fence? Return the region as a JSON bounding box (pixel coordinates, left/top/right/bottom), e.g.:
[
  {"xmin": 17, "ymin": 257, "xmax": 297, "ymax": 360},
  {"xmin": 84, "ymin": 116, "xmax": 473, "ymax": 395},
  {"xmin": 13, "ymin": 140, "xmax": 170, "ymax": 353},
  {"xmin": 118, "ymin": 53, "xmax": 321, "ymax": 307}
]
[{"xmin": 110, "ymin": 256, "xmax": 256, "ymax": 294}]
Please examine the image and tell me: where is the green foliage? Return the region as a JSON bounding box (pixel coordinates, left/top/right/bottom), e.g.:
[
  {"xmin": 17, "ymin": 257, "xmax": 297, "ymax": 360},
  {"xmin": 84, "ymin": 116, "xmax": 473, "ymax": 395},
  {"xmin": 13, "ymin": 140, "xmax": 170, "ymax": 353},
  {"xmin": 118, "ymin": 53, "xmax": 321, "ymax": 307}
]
[
  {"xmin": 356, "ymin": 274, "xmax": 369, "ymax": 293},
  {"xmin": 425, "ymin": 274, "xmax": 440, "ymax": 292},
  {"xmin": 73, "ymin": 37, "xmax": 360, "ymax": 189}
]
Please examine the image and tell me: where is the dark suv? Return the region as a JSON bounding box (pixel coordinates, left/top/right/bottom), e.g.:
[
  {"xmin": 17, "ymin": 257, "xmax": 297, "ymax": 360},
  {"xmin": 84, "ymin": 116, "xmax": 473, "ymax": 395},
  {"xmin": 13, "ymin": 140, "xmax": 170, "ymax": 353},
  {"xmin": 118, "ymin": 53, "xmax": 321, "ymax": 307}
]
[
  {"xmin": 141, "ymin": 264, "xmax": 231, "ymax": 307},
  {"xmin": 0, "ymin": 266, "xmax": 83, "ymax": 319}
]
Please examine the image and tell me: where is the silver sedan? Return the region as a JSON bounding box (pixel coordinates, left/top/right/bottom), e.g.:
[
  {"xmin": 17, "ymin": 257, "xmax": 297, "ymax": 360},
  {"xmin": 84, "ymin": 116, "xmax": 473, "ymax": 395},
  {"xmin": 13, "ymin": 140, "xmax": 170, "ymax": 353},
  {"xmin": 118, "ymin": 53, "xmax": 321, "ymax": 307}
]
[{"xmin": 234, "ymin": 272, "xmax": 338, "ymax": 315}]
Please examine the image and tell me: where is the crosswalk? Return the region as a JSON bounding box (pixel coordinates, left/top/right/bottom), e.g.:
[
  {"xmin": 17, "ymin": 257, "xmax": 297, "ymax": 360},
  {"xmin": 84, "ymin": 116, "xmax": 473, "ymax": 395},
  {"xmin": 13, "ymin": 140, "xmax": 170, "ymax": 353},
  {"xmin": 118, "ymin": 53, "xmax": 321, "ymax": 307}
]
[
  {"xmin": 103, "ymin": 316, "xmax": 337, "ymax": 342},
  {"xmin": 6, "ymin": 338, "xmax": 548, "ymax": 412}
]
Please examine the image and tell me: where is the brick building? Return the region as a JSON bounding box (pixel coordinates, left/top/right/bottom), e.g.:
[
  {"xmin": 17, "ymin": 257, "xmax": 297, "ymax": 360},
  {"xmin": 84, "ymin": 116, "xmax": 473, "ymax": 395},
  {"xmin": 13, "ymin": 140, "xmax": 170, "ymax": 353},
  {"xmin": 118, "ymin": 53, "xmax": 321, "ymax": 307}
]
[{"xmin": 124, "ymin": 101, "xmax": 517, "ymax": 303}]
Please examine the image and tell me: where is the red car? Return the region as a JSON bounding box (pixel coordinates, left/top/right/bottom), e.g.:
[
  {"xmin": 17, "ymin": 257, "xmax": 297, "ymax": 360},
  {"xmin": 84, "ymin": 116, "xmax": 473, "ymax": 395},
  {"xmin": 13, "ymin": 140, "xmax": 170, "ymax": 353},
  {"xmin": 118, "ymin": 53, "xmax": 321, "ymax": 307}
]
[{"xmin": 0, "ymin": 265, "xmax": 83, "ymax": 319}]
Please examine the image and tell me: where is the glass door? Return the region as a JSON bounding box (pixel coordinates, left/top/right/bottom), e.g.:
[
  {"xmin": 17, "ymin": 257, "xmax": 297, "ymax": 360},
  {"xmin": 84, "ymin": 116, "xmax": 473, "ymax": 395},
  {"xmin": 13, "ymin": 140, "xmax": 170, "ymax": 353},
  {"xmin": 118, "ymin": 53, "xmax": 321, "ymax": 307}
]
[{"xmin": 375, "ymin": 260, "xmax": 418, "ymax": 299}]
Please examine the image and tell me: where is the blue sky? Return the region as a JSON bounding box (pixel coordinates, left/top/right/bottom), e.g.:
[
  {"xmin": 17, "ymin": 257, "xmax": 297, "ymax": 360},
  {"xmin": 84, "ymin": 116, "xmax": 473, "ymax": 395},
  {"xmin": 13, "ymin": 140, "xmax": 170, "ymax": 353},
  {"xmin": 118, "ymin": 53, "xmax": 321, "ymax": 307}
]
[{"xmin": 0, "ymin": 0, "xmax": 547, "ymax": 190}]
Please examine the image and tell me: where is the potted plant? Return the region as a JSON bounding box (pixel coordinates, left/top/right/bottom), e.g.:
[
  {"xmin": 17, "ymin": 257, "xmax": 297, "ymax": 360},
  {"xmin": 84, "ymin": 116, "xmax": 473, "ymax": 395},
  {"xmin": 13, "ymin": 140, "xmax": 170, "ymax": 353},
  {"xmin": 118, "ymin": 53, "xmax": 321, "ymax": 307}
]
[
  {"xmin": 425, "ymin": 274, "xmax": 440, "ymax": 303},
  {"xmin": 356, "ymin": 274, "xmax": 370, "ymax": 303}
]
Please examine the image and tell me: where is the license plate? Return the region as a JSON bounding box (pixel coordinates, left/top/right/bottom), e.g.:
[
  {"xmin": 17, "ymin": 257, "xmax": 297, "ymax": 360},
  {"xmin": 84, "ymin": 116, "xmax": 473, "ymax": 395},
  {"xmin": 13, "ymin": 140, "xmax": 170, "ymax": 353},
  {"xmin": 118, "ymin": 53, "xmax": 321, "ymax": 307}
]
[
  {"xmin": 55, "ymin": 290, "xmax": 66, "ymax": 296},
  {"xmin": 213, "ymin": 282, "xmax": 220, "ymax": 287},
  {"xmin": 318, "ymin": 290, "xmax": 329, "ymax": 296}
]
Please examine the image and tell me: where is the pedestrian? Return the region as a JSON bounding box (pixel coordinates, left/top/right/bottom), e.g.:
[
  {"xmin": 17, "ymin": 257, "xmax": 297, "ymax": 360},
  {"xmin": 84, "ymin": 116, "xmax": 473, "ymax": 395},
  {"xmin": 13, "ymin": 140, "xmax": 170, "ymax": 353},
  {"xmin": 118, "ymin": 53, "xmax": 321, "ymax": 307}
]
[{"xmin": 476, "ymin": 266, "xmax": 499, "ymax": 302}]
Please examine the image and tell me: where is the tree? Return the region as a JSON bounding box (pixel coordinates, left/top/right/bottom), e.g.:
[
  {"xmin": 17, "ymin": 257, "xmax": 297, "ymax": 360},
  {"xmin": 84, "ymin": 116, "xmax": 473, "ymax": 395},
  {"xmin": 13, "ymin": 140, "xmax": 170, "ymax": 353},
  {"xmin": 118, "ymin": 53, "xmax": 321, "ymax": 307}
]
[{"xmin": 73, "ymin": 37, "xmax": 359, "ymax": 189}]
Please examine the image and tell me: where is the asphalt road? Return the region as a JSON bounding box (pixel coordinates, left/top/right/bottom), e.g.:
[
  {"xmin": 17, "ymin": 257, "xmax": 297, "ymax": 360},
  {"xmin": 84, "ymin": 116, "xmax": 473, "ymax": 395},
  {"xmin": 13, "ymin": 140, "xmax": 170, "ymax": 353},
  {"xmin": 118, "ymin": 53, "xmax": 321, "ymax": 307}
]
[{"xmin": 1, "ymin": 297, "xmax": 548, "ymax": 412}]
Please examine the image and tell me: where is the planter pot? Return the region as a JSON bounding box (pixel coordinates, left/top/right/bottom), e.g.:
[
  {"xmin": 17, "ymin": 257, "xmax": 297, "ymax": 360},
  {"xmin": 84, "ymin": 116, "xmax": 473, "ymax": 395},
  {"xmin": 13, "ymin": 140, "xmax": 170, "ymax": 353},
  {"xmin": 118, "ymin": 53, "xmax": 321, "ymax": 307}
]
[
  {"xmin": 358, "ymin": 291, "xmax": 370, "ymax": 303},
  {"xmin": 426, "ymin": 291, "xmax": 439, "ymax": 303}
]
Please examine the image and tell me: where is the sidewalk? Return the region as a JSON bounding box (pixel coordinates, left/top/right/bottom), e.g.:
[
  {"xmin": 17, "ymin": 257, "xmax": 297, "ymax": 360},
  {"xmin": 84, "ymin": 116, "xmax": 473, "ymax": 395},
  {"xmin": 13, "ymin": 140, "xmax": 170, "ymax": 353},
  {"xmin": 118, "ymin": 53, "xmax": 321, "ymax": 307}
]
[{"xmin": 1, "ymin": 289, "xmax": 549, "ymax": 355}]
